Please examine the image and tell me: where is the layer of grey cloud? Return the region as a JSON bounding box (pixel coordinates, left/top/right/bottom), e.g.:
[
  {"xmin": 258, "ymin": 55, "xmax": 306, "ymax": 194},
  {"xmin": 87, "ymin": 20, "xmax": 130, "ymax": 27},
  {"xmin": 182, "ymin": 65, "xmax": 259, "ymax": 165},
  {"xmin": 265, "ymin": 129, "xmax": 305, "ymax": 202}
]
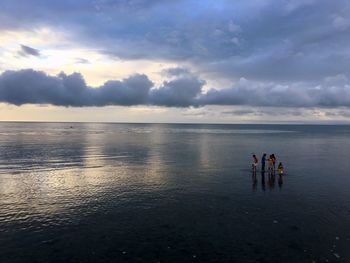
[
  {"xmin": 0, "ymin": 69, "xmax": 205, "ymax": 107},
  {"xmin": 221, "ymin": 109, "xmax": 303, "ymax": 117},
  {"xmin": 2, "ymin": 0, "xmax": 350, "ymax": 83},
  {"xmin": 1, "ymin": 69, "xmax": 350, "ymax": 108},
  {"xmin": 198, "ymin": 76, "xmax": 350, "ymax": 107},
  {"xmin": 18, "ymin": 45, "xmax": 40, "ymax": 57},
  {"xmin": 324, "ymin": 110, "xmax": 350, "ymax": 118},
  {"xmin": 222, "ymin": 109, "xmax": 259, "ymax": 116},
  {"xmin": 149, "ymin": 77, "xmax": 205, "ymax": 107},
  {"xmin": 0, "ymin": 69, "xmax": 153, "ymax": 106}
]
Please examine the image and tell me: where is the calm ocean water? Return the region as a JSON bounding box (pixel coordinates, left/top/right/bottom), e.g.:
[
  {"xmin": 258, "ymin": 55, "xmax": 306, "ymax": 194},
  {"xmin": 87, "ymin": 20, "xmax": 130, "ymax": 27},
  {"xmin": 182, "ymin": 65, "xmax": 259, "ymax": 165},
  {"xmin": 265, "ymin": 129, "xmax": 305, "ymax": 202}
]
[{"xmin": 0, "ymin": 122, "xmax": 349, "ymax": 262}]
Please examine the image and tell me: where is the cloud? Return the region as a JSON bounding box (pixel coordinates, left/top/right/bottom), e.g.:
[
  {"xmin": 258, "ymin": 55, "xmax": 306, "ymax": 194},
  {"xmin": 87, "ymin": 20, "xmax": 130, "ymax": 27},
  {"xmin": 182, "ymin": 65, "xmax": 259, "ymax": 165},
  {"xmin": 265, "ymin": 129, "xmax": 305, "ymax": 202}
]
[
  {"xmin": 1, "ymin": 69, "xmax": 350, "ymax": 109},
  {"xmin": 198, "ymin": 77, "xmax": 350, "ymax": 107},
  {"xmin": 0, "ymin": 69, "xmax": 205, "ymax": 107},
  {"xmin": 75, "ymin": 58, "xmax": 90, "ymax": 64},
  {"xmin": 149, "ymin": 77, "xmax": 205, "ymax": 107},
  {"xmin": 1, "ymin": 0, "xmax": 350, "ymax": 83},
  {"xmin": 332, "ymin": 15, "xmax": 350, "ymax": 31},
  {"xmin": 325, "ymin": 110, "xmax": 350, "ymax": 118},
  {"xmin": 0, "ymin": 69, "xmax": 153, "ymax": 106},
  {"xmin": 221, "ymin": 108, "xmax": 304, "ymax": 117},
  {"xmin": 222, "ymin": 109, "xmax": 258, "ymax": 116},
  {"xmin": 228, "ymin": 20, "xmax": 241, "ymax": 33},
  {"xmin": 18, "ymin": 45, "xmax": 40, "ymax": 57},
  {"xmin": 161, "ymin": 67, "xmax": 191, "ymax": 77}
]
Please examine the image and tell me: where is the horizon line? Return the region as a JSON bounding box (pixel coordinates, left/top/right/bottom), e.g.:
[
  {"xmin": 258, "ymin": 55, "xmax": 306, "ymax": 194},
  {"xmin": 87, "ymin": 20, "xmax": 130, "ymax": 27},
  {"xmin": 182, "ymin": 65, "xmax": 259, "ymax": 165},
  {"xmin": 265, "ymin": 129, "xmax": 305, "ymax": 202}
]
[{"xmin": 1, "ymin": 120, "xmax": 350, "ymax": 126}]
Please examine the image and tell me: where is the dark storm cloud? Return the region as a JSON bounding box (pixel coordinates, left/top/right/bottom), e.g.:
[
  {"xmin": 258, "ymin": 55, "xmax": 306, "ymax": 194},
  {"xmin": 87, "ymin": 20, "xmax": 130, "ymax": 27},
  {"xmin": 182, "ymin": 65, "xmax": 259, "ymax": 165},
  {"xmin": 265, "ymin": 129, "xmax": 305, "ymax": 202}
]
[
  {"xmin": 18, "ymin": 45, "xmax": 40, "ymax": 57},
  {"xmin": 149, "ymin": 77, "xmax": 205, "ymax": 107},
  {"xmin": 0, "ymin": 69, "xmax": 153, "ymax": 106},
  {"xmin": 0, "ymin": 69, "xmax": 204, "ymax": 107},
  {"xmin": 1, "ymin": 69, "xmax": 350, "ymax": 108}
]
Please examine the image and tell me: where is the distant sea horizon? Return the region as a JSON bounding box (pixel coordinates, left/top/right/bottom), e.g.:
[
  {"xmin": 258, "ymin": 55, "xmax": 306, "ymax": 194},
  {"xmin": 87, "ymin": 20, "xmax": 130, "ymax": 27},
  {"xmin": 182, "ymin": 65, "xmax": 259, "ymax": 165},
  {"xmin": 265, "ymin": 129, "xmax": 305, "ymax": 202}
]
[{"xmin": 1, "ymin": 120, "xmax": 350, "ymax": 125}]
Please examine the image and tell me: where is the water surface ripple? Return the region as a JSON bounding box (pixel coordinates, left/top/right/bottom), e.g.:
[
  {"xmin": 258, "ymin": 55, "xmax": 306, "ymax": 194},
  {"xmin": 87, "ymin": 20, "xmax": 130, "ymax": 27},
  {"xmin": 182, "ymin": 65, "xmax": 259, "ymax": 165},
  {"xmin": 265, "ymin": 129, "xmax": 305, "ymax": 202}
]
[{"xmin": 0, "ymin": 123, "xmax": 350, "ymax": 262}]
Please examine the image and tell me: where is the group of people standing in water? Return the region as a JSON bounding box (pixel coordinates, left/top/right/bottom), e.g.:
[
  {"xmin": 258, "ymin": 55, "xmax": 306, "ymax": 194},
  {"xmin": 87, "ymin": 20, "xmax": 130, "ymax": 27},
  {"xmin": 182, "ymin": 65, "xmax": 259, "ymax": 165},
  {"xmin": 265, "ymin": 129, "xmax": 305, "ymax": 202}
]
[{"xmin": 252, "ymin": 153, "xmax": 284, "ymax": 175}]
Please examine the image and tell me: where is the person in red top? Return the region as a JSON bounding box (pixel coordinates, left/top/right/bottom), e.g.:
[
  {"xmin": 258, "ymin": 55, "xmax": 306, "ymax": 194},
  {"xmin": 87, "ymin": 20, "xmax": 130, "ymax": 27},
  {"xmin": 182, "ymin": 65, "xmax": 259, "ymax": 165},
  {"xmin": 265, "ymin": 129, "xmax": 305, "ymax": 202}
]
[
  {"xmin": 268, "ymin": 154, "xmax": 274, "ymax": 172},
  {"xmin": 271, "ymin": 154, "xmax": 276, "ymax": 171},
  {"xmin": 252, "ymin": 154, "xmax": 258, "ymax": 172}
]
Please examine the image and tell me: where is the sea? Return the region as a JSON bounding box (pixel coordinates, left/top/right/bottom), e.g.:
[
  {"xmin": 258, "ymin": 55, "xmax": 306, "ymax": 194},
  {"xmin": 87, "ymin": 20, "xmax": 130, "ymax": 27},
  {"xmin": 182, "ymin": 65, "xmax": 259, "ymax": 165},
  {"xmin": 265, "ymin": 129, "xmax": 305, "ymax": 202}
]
[{"xmin": 0, "ymin": 122, "xmax": 349, "ymax": 262}]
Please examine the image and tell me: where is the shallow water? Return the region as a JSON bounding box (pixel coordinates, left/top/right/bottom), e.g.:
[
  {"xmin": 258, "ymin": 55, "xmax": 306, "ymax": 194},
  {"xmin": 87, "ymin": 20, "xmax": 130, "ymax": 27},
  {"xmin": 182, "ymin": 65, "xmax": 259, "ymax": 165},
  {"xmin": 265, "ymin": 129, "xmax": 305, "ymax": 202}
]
[{"xmin": 0, "ymin": 123, "xmax": 350, "ymax": 262}]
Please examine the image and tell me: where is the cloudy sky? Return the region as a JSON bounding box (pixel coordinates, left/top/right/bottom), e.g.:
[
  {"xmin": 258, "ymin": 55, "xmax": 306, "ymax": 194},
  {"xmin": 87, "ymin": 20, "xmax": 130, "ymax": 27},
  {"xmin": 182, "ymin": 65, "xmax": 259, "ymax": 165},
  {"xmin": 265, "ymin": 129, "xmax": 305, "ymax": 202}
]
[{"xmin": 1, "ymin": 0, "xmax": 350, "ymax": 123}]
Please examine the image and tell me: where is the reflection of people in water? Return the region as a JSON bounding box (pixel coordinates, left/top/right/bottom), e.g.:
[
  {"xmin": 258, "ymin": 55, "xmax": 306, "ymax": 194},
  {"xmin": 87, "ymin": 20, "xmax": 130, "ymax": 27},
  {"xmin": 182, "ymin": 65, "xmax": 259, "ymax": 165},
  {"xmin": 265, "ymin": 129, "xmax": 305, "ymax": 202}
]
[
  {"xmin": 261, "ymin": 171, "xmax": 266, "ymax": 191},
  {"xmin": 268, "ymin": 170, "xmax": 275, "ymax": 189},
  {"xmin": 252, "ymin": 172, "xmax": 257, "ymax": 191},
  {"xmin": 261, "ymin": 153, "xmax": 266, "ymax": 172},
  {"xmin": 278, "ymin": 174, "xmax": 283, "ymax": 188},
  {"xmin": 248, "ymin": 170, "xmax": 282, "ymax": 191}
]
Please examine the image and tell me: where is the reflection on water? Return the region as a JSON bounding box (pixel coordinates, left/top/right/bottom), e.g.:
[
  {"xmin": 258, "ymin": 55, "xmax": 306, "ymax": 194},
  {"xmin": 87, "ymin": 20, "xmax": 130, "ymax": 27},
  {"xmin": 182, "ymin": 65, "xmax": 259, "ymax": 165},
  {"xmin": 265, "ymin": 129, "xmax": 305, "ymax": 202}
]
[
  {"xmin": 253, "ymin": 171, "xmax": 284, "ymax": 192},
  {"xmin": 278, "ymin": 174, "xmax": 283, "ymax": 189},
  {"xmin": 1, "ymin": 123, "xmax": 350, "ymax": 262}
]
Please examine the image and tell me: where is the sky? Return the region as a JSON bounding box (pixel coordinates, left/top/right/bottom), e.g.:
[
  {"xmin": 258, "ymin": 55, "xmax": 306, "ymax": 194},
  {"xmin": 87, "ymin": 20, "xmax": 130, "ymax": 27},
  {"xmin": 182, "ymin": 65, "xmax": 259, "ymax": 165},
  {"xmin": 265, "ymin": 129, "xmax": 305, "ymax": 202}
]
[{"xmin": 1, "ymin": 0, "xmax": 350, "ymax": 123}]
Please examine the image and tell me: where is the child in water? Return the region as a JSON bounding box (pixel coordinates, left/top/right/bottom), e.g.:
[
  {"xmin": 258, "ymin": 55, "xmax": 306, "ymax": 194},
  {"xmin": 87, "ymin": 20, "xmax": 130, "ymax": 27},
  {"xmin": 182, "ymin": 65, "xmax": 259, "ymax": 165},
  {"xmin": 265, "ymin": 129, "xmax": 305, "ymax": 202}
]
[
  {"xmin": 252, "ymin": 154, "xmax": 258, "ymax": 172},
  {"xmin": 278, "ymin": 162, "xmax": 284, "ymax": 175},
  {"xmin": 271, "ymin": 154, "xmax": 276, "ymax": 170},
  {"xmin": 268, "ymin": 155, "xmax": 274, "ymax": 172}
]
